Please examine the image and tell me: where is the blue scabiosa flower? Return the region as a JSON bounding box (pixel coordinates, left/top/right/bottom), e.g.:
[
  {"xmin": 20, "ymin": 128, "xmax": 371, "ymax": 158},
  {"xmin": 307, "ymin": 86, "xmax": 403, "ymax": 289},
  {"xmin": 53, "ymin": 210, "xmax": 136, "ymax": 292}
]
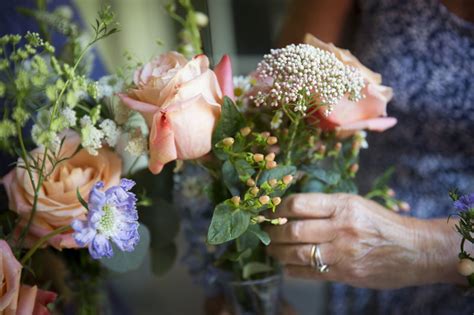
[
  {"xmin": 72, "ymin": 179, "xmax": 140, "ymax": 259},
  {"xmin": 454, "ymin": 193, "xmax": 474, "ymax": 212}
]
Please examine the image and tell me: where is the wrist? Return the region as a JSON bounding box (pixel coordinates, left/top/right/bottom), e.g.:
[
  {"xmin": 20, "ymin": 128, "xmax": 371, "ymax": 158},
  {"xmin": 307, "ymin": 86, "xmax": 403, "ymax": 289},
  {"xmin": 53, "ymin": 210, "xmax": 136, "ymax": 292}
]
[{"xmin": 411, "ymin": 217, "xmax": 467, "ymax": 285}]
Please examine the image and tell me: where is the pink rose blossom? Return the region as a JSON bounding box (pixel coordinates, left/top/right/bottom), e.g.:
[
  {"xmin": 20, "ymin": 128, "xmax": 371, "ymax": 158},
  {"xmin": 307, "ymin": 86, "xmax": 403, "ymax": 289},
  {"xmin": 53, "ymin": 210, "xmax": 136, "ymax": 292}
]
[
  {"xmin": 0, "ymin": 240, "xmax": 57, "ymax": 315},
  {"xmin": 120, "ymin": 52, "xmax": 228, "ymax": 174},
  {"xmin": 304, "ymin": 34, "xmax": 397, "ymax": 136}
]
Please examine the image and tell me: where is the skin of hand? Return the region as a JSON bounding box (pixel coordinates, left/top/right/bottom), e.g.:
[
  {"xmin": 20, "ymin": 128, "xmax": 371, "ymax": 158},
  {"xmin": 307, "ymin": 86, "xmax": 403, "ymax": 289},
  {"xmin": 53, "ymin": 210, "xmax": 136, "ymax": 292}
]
[{"xmin": 266, "ymin": 193, "xmax": 467, "ymax": 289}]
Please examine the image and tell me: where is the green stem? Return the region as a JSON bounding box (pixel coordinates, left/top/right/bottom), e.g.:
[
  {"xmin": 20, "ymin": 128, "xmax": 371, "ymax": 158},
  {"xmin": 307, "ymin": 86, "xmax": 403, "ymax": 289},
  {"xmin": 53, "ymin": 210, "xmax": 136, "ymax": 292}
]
[
  {"xmin": 20, "ymin": 225, "xmax": 72, "ymax": 265},
  {"xmin": 18, "ymin": 41, "xmax": 94, "ymax": 248},
  {"xmin": 285, "ymin": 117, "xmax": 300, "ymax": 165}
]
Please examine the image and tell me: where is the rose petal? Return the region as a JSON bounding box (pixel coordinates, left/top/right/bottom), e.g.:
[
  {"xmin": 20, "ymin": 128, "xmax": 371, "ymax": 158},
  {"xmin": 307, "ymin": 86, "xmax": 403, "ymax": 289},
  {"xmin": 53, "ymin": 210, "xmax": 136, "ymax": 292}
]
[
  {"xmin": 148, "ymin": 112, "xmax": 177, "ymax": 174},
  {"xmin": 214, "ymin": 54, "xmax": 235, "ymax": 100}
]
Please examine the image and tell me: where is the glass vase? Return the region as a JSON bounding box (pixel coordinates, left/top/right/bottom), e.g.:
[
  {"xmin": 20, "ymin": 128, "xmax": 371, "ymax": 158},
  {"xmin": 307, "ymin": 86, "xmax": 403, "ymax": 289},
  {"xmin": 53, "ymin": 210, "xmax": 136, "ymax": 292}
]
[{"xmin": 222, "ymin": 273, "xmax": 283, "ymax": 315}]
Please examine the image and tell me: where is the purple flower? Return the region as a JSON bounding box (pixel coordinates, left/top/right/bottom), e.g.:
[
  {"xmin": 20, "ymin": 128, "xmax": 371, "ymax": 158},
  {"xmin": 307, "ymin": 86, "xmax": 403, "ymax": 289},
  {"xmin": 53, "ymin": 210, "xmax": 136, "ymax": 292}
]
[
  {"xmin": 72, "ymin": 179, "xmax": 140, "ymax": 259},
  {"xmin": 454, "ymin": 193, "xmax": 474, "ymax": 212}
]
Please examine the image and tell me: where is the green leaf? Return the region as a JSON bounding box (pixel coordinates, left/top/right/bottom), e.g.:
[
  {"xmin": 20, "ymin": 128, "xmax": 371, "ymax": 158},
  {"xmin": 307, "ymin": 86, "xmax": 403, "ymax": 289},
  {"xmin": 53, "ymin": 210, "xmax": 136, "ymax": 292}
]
[
  {"xmin": 301, "ymin": 179, "xmax": 326, "ymax": 193},
  {"xmin": 220, "ymin": 248, "xmax": 252, "ymax": 262},
  {"xmin": 207, "ymin": 203, "xmax": 251, "ymax": 245},
  {"xmin": 222, "ymin": 160, "xmax": 240, "ymax": 196},
  {"xmin": 372, "ymin": 166, "xmax": 395, "ymax": 190},
  {"xmin": 150, "ymin": 243, "xmax": 177, "ymax": 277},
  {"xmin": 234, "ymin": 159, "xmax": 255, "ymax": 182},
  {"xmin": 248, "ymin": 224, "xmax": 271, "ymax": 246},
  {"xmin": 76, "ymin": 188, "xmax": 88, "ymax": 210},
  {"xmin": 332, "ymin": 179, "xmax": 358, "ymax": 194},
  {"xmin": 304, "ymin": 167, "xmax": 341, "ymax": 185},
  {"xmin": 100, "ymin": 224, "xmax": 150, "ymax": 273},
  {"xmin": 257, "ymin": 165, "xmax": 297, "ymax": 186},
  {"xmin": 237, "ymin": 226, "xmax": 261, "ymax": 250},
  {"xmin": 212, "ymin": 97, "xmax": 244, "ymax": 146},
  {"xmin": 242, "ymin": 262, "xmax": 273, "ymax": 279}
]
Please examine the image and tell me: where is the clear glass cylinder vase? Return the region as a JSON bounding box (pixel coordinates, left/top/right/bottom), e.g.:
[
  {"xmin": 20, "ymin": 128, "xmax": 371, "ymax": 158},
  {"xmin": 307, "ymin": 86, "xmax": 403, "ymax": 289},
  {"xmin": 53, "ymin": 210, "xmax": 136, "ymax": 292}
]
[{"xmin": 222, "ymin": 273, "xmax": 283, "ymax": 315}]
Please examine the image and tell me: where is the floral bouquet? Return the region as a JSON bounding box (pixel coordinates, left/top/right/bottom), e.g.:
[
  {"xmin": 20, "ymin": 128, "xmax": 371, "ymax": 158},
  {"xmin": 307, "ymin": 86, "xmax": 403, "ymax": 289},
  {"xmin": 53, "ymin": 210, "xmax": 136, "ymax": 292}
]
[{"xmin": 0, "ymin": 1, "xmax": 403, "ymax": 314}]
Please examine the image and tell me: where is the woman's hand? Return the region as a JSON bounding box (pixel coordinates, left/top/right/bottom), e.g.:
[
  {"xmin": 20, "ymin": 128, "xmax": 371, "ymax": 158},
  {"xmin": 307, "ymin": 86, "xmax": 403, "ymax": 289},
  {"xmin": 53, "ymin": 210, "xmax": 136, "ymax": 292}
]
[{"xmin": 266, "ymin": 193, "xmax": 465, "ymax": 289}]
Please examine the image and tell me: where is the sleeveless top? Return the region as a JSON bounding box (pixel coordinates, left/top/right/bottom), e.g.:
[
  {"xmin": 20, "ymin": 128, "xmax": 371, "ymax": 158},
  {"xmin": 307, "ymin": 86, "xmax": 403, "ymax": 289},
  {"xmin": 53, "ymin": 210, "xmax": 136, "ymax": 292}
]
[{"xmin": 329, "ymin": 0, "xmax": 474, "ymax": 314}]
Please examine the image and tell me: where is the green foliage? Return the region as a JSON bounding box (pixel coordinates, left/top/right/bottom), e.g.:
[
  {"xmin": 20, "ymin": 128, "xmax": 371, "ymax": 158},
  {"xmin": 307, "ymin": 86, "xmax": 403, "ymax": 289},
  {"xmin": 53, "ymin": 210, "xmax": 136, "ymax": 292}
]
[
  {"xmin": 242, "ymin": 262, "xmax": 273, "ymax": 280},
  {"xmin": 212, "ymin": 97, "xmax": 245, "ymax": 156},
  {"xmin": 99, "ymin": 224, "xmax": 151, "ymax": 273},
  {"xmin": 207, "ymin": 203, "xmax": 251, "ymax": 245}
]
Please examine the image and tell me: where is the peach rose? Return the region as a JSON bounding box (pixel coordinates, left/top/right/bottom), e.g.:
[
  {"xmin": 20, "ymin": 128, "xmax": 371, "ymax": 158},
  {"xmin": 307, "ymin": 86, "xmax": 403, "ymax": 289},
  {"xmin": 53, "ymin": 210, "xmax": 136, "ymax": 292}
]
[
  {"xmin": 304, "ymin": 34, "xmax": 397, "ymax": 136},
  {"xmin": 0, "ymin": 240, "xmax": 57, "ymax": 315},
  {"xmin": 2, "ymin": 132, "xmax": 122, "ymax": 249},
  {"xmin": 119, "ymin": 52, "xmax": 232, "ymax": 174}
]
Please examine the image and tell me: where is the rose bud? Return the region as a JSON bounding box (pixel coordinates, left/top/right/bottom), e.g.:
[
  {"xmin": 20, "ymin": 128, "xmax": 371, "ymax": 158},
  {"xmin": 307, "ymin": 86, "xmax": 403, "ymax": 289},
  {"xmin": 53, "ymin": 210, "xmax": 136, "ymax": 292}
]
[
  {"xmin": 266, "ymin": 136, "xmax": 278, "ymax": 145},
  {"xmin": 259, "ymin": 195, "xmax": 270, "ymax": 205},
  {"xmin": 253, "ymin": 154, "xmax": 264, "ymax": 162},
  {"xmin": 266, "ymin": 160, "xmax": 277, "ymax": 169},
  {"xmin": 399, "ymin": 201, "xmax": 411, "ymax": 212},
  {"xmin": 231, "ymin": 196, "xmax": 241, "ymax": 206},
  {"xmin": 458, "ymin": 258, "xmax": 474, "ymax": 276},
  {"xmin": 268, "ymin": 179, "xmax": 278, "ymax": 187},
  {"xmin": 240, "ymin": 127, "xmax": 251, "ymax": 136},
  {"xmin": 246, "ymin": 178, "xmax": 256, "ymax": 187},
  {"xmin": 282, "ymin": 175, "xmax": 293, "ymax": 185},
  {"xmin": 272, "ymin": 197, "xmax": 282, "ymax": 206},
  {"xmin": 250, "ymin": 187, "xmax": 260, "ymax": 195},
  {"xmin": 265, "ymin": 152, "xmax": 276, "ymax": 162},
  {"xmin": 222, "ymin": 137, "xmax": 235, "ymax": 146}
]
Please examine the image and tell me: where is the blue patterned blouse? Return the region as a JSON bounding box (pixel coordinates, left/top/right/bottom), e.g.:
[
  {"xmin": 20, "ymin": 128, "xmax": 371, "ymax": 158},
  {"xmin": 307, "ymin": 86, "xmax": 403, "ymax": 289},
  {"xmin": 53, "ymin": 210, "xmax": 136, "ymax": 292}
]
[{"xmin": 329, "ymin": 0, "xmax": 474, "ymax": 314}]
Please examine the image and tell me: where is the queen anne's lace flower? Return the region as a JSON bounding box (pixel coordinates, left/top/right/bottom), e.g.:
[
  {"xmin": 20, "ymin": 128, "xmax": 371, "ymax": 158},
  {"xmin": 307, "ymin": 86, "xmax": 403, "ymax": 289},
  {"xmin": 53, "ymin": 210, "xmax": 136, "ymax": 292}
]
[
  {"xmin": 125, "ymin": 130, "xmax": 148, "ymax": 156},
  {"xmin": 80, "ymin": 115, "xmax": 104, "ymax": 155},
  {"xmin": 99, "ymin": 119, "xmax": 120, "ymax": 147},
  {"xmin": 72, "ymin": 179, "xmax": 139, "ymax": 259},
  {"xmin": 253, "ymin": 44, "xmax": 365, "ymax": 114}
]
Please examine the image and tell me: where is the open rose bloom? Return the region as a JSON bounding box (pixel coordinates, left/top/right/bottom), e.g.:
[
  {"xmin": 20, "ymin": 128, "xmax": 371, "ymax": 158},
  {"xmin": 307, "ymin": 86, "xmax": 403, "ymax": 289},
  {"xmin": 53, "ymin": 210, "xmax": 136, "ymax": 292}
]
[
  {"xmin": 0, "ymin": 241, "xmax": 56, "ymax": 315},
  {"xmin": 2, "ymin": 132, "xmax": 122, "ymax": 249},
  {"xmin": 304, "ymin": 34, "xmax": 397, "ymax": 137},
  {"xmin": 120, "ymin": 52, "xmax": 233, "ymax": 174}
]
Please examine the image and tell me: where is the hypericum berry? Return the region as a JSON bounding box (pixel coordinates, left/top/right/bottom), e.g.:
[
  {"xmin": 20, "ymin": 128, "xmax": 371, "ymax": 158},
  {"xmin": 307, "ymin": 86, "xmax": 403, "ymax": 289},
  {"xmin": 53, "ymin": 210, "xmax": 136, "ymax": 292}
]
[
  {"xmin": 349, "ymin": 163, "xmax": 359, "ymax": 174},
  {"xmin": 250, "ymin": 187, "xmax": 260, "ymax": 195},
  {"xmin": 272, "ymin": 197, "xmax": 282, "ymax": 206},
  {"xmin": 334, "ymin": 142, "xmax": 342, "ymax": 152},
  {"xmin": 399, "ymin": 201, "xmax": 411, "ymax": 212},
  {"xmin": 266, "ymin": 136, "xmax": 278, "ymax": 145},
  {"xmin": 259, "ymin": 195, "xmax": 270, "ymax": 205},
  {"xmin": 387, "ymin": 188, "xmax": 396, "ymax": 197},
  {"xmin": 458, "ymin": 259, "xmax": 474, "ymax": 276},
  {"xmin": 246, "ymin": 178, "xmax": 256, "ymax": 187},
  {"xmin": 222, "ymin": 137, "xmax": 235, "ymax": 146},
  {"xmin": 261, "ymin": 131, "xmax": 270, "ymax": 139},
  {"xmin": 240, "ymin": 127, "xmax": 251, "ymax": 136},
  {"xmin": 268, "ymin": 179, "xmax": 278, "ymax": 187},
  {"xmin": 255, "ymin": 215, "xmax": 266, "ymax": 223},
  {"xmin": 253, "ymin": 154, "xmax": 264, "ymax": 162},
  {"xmin": 231, "ymin": 196, "xmax": 241, "ymax": 206},
  {"xmin": 271, "ymin": 217, "xmax": 288, "ymax": 225},
  {"xmin": 266, "ymin": 160, "xmax": 277, "ymax": 169},
  {"xmin": 317, "ymin": 144, "xmax": 326, "ymax": 155},
  {"xmin": 282, "ymin": 175, "xmax": 293, "ymax": 185},
  {"xmin": 265, "ymin": 152, "xmax": 275, "ymax": 162}
]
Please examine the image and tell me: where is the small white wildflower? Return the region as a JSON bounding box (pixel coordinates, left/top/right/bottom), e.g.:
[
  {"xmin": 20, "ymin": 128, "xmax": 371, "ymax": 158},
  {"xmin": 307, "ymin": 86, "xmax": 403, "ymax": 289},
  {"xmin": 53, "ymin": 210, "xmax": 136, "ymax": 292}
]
[
  {"xmin": 97, "ymin": 75, "xmax": 124, "ymax": 98},
  {"xmin": 99, "ymin": 119, "xmax": 120, "ymax": 147},
  {"xmin": 233, "ymin": 76, "xmax": 252, "ymax": 98},
  {"xmin": 125, "ymin": 130, "xmax": 148, "ymax": 156},
  {"xmin": 270, "ymin": 110, "xmax": 283, "ymax": 129},
  {"xmin": 61, "ymin": 106, "xmax": 77, "ymax": 128},
  {"xmin": 356, "ymin": 131, "xmax": 369, "ymax": 149},
  {"xmin": 80, "ymin": 115, "xmax": 104, "ymax": 155},
  {"xmin": 31, "ymin": 124, "xmax": 60, "ymax": 152}
]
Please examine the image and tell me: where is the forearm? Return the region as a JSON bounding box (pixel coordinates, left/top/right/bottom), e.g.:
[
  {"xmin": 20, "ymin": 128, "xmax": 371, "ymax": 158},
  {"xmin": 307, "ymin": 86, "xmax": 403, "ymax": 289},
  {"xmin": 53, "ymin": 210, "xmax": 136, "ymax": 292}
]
[{"xmin": 412, "ymin": 217, "xmax": 469, "ymax": 286}]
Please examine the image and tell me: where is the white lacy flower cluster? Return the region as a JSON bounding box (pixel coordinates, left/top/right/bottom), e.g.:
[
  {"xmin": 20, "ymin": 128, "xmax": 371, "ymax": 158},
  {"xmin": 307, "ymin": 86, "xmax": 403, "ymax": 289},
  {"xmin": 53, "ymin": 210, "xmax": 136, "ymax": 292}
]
[
  {"xmin": 80, "ymin": 116, "xmax": 121, "ymax": 155},
  {"xmin": 253, "ymin": 44, "xmax": 365, "ymax": 114},
  {"xmin": 32, "ymin": 107, "xmax": 77, "ymax": 151}
]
